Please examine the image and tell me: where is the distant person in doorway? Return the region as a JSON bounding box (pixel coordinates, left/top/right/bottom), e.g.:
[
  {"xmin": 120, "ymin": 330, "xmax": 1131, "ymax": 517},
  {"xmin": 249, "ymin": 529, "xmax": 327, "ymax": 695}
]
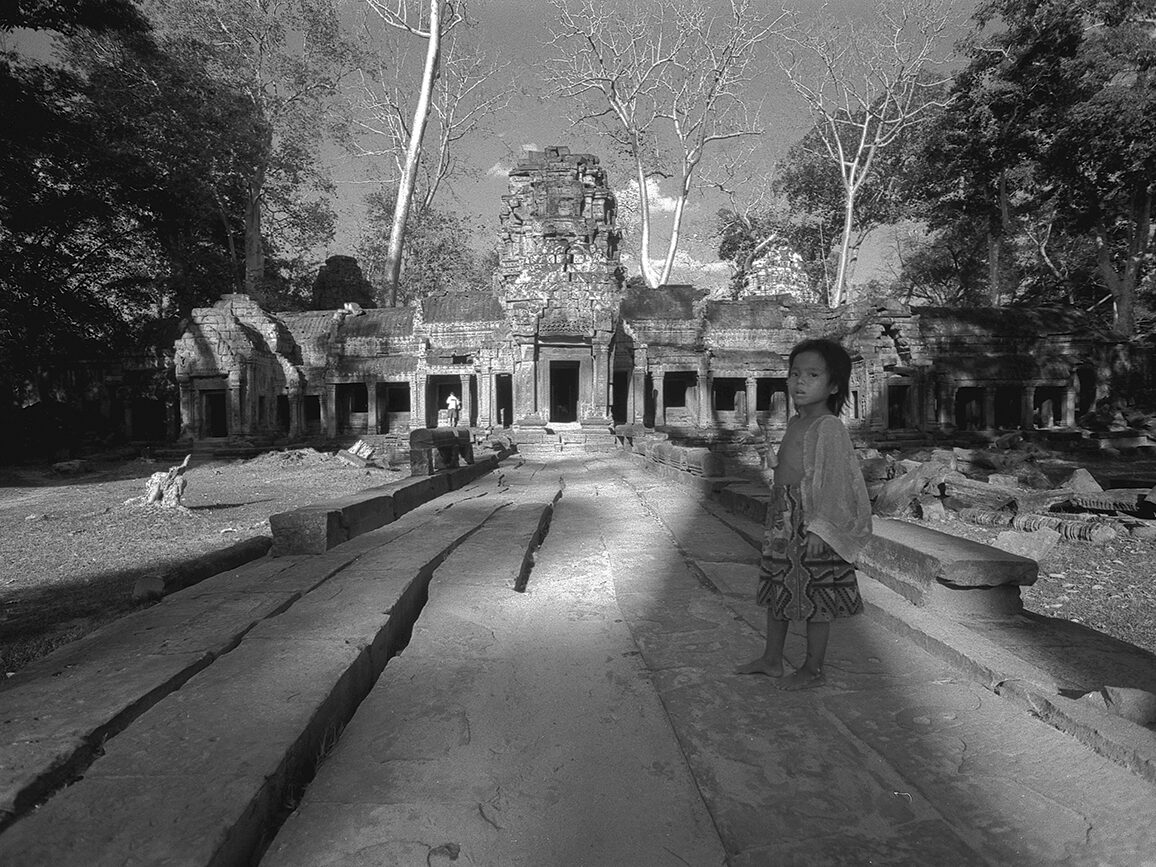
[
  {"xmin": 446, "ymin": 392, "xmax": 461, "ymax": 427},
  {"xmin": 736, "ymin": 338, "xmax": 872, "ymax": 690}
]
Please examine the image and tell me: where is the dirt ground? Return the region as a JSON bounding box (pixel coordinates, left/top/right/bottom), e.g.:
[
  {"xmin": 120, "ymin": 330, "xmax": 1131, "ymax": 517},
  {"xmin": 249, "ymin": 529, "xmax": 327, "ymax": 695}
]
[
  {"xmin": 2, "ymin": 444, "xmax": 1154, "ymax": 677},
  {"xmin": 0, "ymin": 449, "xmax": 405, "ymax": 674}
]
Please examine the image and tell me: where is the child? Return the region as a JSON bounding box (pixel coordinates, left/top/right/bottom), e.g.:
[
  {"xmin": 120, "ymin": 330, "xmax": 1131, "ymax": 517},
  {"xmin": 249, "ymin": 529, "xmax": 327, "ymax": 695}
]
[{"xmin": 736, "ymin": 338, "xmax": 872, "ymax": 690}]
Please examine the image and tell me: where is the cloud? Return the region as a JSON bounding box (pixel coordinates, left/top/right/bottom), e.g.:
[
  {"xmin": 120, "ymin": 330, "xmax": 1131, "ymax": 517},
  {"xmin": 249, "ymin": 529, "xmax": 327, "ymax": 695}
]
[
  {"xmin": 486, "ymin": 161, "xmax": 513, "ymax": 178},
  {"xmin": 617, "ymin": 178, "xmax": 681, "ymax": 213}
]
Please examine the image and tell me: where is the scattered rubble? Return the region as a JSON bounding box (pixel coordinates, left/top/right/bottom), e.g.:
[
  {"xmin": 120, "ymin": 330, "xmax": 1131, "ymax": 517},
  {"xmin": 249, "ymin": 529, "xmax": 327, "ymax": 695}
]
[{"xmin": 867, "ymin": 440, "xmax": 1154, "ymax": 553}]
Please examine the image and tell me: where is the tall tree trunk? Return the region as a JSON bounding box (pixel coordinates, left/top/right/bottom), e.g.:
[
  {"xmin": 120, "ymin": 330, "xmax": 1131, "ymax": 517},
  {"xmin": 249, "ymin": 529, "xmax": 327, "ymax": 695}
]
[
  {"xmin": 634, "ymin": 154, "xmax": 659, "ymax": 288},
  {"xmin": 243, "ymin": 174, "xmax": 265, "ymax": 301},
  {"xmin": 832, "ymin": 186, "xmax": 856, "ymax": 307},
  {"xmin": 656, "ymin": 175, "xmax": 692, "ymax": 287},
  {"xmin": 987, "ymin": 224, "xmax": 1001, "ymax": 305},
  {"xmin": 384, "ymin": 0, "xmax": 442, "ymax": 306}
]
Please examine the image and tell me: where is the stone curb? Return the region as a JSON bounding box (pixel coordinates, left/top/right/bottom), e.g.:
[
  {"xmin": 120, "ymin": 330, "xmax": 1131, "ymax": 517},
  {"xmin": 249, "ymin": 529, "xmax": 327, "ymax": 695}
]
[
  {"xmin": 269, "ymin": 455, "xmax": 500, "ymax": 554},
  {"xmin": 132, "ymin": 535, "xmax": 273, "ymax": 601}
]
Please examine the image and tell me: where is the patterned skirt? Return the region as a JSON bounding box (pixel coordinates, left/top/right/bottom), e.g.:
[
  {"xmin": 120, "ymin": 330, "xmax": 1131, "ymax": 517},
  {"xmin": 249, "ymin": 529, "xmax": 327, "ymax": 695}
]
[{"xmin": 757, "ymin": 484, "xmax": 863, "ymax": 622}]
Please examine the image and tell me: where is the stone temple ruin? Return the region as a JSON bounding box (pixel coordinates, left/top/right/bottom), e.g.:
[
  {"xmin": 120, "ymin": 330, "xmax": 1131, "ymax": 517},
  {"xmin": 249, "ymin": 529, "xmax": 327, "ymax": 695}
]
[{"xmin": 172, "ymin": 145, "xmax": 1125, "ymax": 453}]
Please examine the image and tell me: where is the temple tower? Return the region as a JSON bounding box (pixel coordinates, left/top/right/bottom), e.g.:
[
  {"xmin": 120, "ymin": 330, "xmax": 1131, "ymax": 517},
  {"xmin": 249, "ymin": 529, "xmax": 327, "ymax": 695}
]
[{"xmin": 496, "ymin": 146, "xmax": 624, "ymax": 426}]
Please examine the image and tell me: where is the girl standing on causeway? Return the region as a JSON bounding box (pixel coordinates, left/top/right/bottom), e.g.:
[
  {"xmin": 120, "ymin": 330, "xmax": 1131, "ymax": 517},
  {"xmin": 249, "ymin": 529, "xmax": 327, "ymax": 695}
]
[{"xmin": 736, "ymin": 338, "xmax": 873, "ymax": 690}]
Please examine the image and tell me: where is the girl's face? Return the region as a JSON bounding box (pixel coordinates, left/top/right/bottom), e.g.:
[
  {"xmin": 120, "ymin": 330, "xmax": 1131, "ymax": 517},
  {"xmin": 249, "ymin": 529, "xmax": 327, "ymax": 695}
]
[{"xmin": 788, "ymin": 350, "xmax": 837, "ymax": 416}]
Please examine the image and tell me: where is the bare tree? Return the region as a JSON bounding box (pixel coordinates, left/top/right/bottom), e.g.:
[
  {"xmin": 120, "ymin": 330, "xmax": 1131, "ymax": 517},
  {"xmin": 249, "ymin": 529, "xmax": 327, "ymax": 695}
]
[
  {"xmin": 779, "ymin": 0, "xmax": 957, "ymax": 307},
  {"xmin": 362, "ymin": 0, "xmax": 466, "ymax": 305},
  {"xmin": 354, "ymin": 13, "xmax": 509, "ymax": 212},
  {"xmin": 547, "ymin": 0, "xmax": 781, "ymax": 288}
]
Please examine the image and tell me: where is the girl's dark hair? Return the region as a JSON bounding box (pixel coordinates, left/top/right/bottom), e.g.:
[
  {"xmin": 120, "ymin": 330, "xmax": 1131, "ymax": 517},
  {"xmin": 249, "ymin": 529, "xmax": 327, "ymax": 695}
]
[{"xmin": 789, "ymin": 337, "xmax": 853, "ymax": 415}]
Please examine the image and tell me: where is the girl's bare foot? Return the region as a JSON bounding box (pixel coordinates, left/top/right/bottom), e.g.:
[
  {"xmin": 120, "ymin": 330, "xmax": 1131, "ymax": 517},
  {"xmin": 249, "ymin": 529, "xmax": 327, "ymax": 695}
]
[
  {"xmin": 776, "ymin": 667, "xmax": 824, "ymax": 690},
  {"xmin": 735, "ymin": 657, "xmax": 784, "ymax": 677}
]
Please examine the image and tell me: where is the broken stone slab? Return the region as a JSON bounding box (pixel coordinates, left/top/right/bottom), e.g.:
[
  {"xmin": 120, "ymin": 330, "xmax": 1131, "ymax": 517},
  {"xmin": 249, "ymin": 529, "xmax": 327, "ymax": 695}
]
[
  {"xmin": 873, "ymin": 460, "xmax": 953, "ymax": 517},
  {"xmin": 1102, "ymin": 686, "xmax": 1156, "ymax": 726},
  {"xmin": 991, "ymin": 528, "xmax": 1061, "ymax": 562},
  {"xmin": 857, "ymin": 518, "xmax": 1037, "ymax": 616},
  {"xmin": 914, "ymin": 496, "xmax": 947, "ymax": 521},
  {"xmin": 1064, "ymin": 467, "xmax": 1104, "ymax": 493},
  {"xmin": 1124, "ymin": 521, "xmax": 1156, "ymax": 541},
  {"xmin": 986, "ymin": 473, "xmax": 1019, "ymax": 488},
  {"xmin": 335, "ymin": 448, "xmax": 370, "ymax": 468}
]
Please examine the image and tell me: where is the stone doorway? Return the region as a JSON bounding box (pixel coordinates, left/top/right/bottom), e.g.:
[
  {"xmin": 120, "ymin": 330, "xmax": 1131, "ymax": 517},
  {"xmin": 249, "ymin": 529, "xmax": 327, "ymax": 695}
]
[
  {"xmin": 549, "ymin": 361, "xmax": 580, "ymax": 422},
  {"xmin": 202, "ymin": 391, "xmax": 228, "ymax": 438},
  {"xmin": 495, "ymin": 374, "xmax": 513, "ymax": 428}
]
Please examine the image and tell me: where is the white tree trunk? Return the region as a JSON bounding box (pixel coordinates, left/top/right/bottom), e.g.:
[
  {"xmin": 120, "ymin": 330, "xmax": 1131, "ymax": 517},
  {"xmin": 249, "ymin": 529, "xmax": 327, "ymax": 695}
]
[
  {"xmin": 385, "ymin": 0, "xmax": 442, "ymax": 306},
  {"xmin": 832, "ymin": 184, "xmax": 857, "ymax": 307},
  {"xmin": 634, "ymin": 157, "xmax": 660, "ymax": 288}
]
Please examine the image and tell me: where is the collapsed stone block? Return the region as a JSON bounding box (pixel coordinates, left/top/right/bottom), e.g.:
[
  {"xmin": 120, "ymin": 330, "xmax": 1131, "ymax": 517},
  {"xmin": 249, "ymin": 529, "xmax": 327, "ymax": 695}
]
[
  {"xmin": 991, "ymin": 528, "xmax": 1061, "ymax": 562},
  {"xmin": 409, "ymin": 428, "xmax": 474, "ymax": 476}
]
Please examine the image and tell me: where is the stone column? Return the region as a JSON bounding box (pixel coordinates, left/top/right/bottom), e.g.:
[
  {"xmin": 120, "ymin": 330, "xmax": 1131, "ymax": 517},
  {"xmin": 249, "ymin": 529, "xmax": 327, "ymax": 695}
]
[
  {"xmin": 460, "ymin": 374, "xmax": 473, "ymax": 427},
  {"xmin": 630, "ymin": 366, "xmax": 644, "ymax": 424},
  {"xmin": 1063, "ymin": 378, "xmax": 1077, "ymax": 427},
  {"xmin": 367, "ymin": 378, "xmax": 380, "ymax": 434},
  {"xmin": 698, "ymin": 370, "xmax": 713, "ymax": 428},
  {"xmin": 591, "ymin": 344, "xmax": 610, "ymax": 421},
  {"xmin": 288, "ymin": 392, "xmax": 302, "ymax": 439},
  {"xmin": 1021, "ymin": 386, "xmax": 1036, "ymax": 430},
  {"xmin": 324, "ymin": 383, "xmax": 337, "ymax": 438},
  {"xmin": 983, "ymin": 386, "xmax": 996, "ymax": 431},
  {"xmin": 653, "ymin": 371, "xmax": 666, "ymax": 427},
  {"xmin": 228, "ymin": 371, "xmax": 243, "ymax": 437},
  {"xmin": 478, "ymin": 371, "xmax": 493, "ymax": 428},
  {"xmin": 745, "ymin": 376, "xmax": 758, "ymax": 429},
  {"xmin": 938, "ymin": 382, "xmax": 954, "ymax": 429},
  {"xmin": 178, "ymin": 381, "xmax": 195, "ymax": 439},
  {"xmin": 513, "ymin": 344, "xmax": 539, "ymax": 424},
  {"xmin": 410, "ymin": 376, "xmax": 423, "ymax": 429}
]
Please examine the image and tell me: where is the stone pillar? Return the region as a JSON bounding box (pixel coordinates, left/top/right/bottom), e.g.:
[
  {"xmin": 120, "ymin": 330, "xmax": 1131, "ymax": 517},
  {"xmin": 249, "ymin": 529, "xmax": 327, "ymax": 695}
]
[
  {"xmin": 178, "ymin": 381, "xmax": 195, "ymax": 439},
  {"xmin": 745, "ymin": 376, "xmax": 758, "ymax": 429},
  {"xmin": 324, "ymin": 383, "xmax": 337, "ymax": 438},
  {"xmin": 513, "ymin": 344, "xmax": 539, "ymax": 424},
  {"xmin": 1021, "ymin": 386, "xmax": 1036, "ymax": 430},
  {"xmin": 478, "ymin": 371, "xmax": 493, "ymax": 427},
  {"xmin": 288, "ymin": 392, "xmax": 302, "ymax": 439},
  {"xmin": 367, "ymin": 378, "xmax": 379, "ymax": 434},
  {"xmin": 228, "ymin": 371, "xmax": 243, "ymax": 437},
  {"xmin": 698, "ymin": 370, "xmax": 713, "ymax": 428},
  {"xmin": 983, "ymin": 386, "xmax": 996, "ymax": 431},
  {"xmin": 1063, "ymin": 378, "xmax": 1077, "ymax": 427},
  {"xmin": 772, "ymin": 388, "xmax": 788, "ymax": 425},
  {"xmin": 410, "ymin": 376, "xmax": 423, "ymax": 429},
  {"xmin": 938, "ymin": 382, "xmax": 954, "ymax": 429},
  {"xmin": 591, "ymin": 344, "xmax": 610, "ymax": 421},
  {"xmin": 460, "ymin": 374, "xmax": 472, "ymax": 427},
  {"xmin": 630, "ymin": 366, "xmax": 644, "ymax": 424},
  {"xmin": 654, "ymin": 371, "xmax": 666, "ymax": 427}
]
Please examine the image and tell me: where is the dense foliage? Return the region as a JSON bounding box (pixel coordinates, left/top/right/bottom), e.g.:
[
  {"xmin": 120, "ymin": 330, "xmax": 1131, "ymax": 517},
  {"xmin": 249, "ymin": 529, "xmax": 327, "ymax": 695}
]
[{"xmin": 0, "ymin": 0, "xmax": 348, "ymax": 414}]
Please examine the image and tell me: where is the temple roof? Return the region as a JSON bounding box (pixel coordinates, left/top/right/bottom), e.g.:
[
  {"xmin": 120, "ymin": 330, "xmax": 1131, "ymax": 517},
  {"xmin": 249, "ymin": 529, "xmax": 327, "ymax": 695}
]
[
  {"xmin": 620, "ymin": 284, "xmax": 706, "ymax": 320},
  {"xmin": 422, "ymin": 291, "xmax": 504, "ymax": 323},
  {"xmin": 337, "ymin": 307, "xmax": 415, "ymax": 338}
]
